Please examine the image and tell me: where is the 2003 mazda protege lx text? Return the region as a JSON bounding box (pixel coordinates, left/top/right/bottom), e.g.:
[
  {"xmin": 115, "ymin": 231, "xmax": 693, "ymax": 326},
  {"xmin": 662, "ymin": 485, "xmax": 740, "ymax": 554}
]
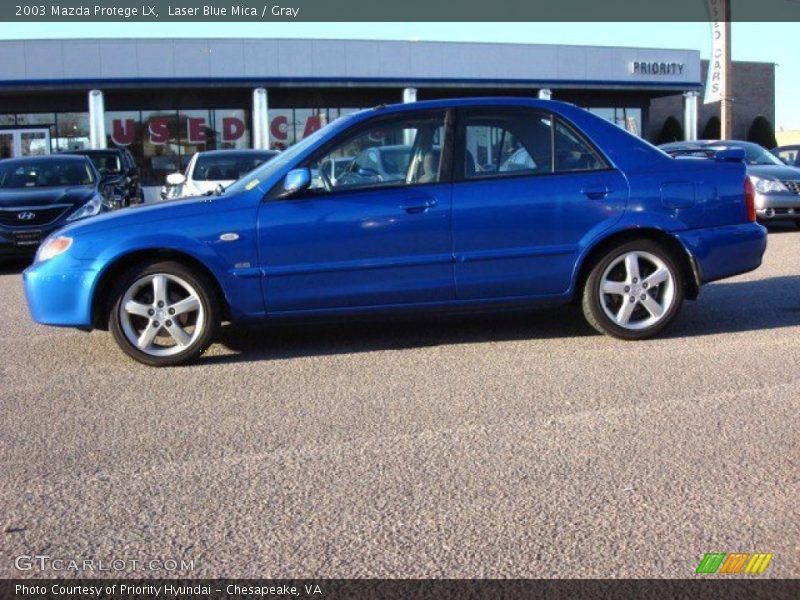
[{"xmin": 23, "ymin": 99, "xmax": 767, "ymax": 366}]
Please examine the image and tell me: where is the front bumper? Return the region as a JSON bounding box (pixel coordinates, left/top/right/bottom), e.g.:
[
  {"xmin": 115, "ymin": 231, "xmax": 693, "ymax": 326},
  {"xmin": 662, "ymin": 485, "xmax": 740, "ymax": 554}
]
[
  {"xmin": 676, "ymin": 222, "xmax": 767, "ymax": 285},
  {"xmin": 755, "ymin": 191, "xmax": 800, "ymax": 220},
  {"xmin": 23, "ymin": 255, "xmax": 100, "ymax": 327}
]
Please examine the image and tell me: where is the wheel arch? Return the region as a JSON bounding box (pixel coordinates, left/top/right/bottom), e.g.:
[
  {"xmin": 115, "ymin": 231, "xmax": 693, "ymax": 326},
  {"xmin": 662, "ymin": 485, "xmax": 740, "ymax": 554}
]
[
  {"xmin": 91, "ymin": 248, "xmax": 230, "ymax": 330},
  {"xmin": 573, "ymin": 228, "xmax": 701, "ymax": 303}
]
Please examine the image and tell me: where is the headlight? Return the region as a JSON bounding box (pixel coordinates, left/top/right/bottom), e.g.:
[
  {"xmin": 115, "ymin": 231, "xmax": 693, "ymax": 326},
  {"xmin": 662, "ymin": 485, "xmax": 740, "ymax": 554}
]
[
  {"xmin": 35, "ymin": 236, "xmax": 72, "ymax": 262},
  {"xmin": 67, "ymin": 194, "xmax": 103, "ymax": 221},
  {"xmin": 751, "ymin": 176, "xmax": 788, "ymax": 194}
]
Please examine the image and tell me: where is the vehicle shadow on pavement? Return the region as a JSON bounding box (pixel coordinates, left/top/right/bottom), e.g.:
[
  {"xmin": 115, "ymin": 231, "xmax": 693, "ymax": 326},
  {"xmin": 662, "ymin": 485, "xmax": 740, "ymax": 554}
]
[
  {"xmin": 667, "ymin": 275, "xmax": 800, "ymax": 338},
  {"xmin": 0, "ymin": 258, "xmax": 32, "ymax": 275},
  {"xmin": 212, "ymin": 306, "xmax": 595, "ymax": 363},
  {"xmin": 211, "ymin": 275, "xmax": 800, "ymax": 363}
]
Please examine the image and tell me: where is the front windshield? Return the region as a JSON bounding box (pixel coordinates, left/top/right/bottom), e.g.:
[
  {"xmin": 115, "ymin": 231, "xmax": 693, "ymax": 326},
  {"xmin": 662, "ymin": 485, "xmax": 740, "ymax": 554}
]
[
  {"xmin": 0, "ymin": 160, "xmax": 96, "ymax": 188},
  {"xmin": 223, "ymin": 114, "xmax": 359, "ymax": 195},
  {"xmin": 87, "ymin": 153, "xmax": 122, "ymax": 175},
  {"xmin": 194, "ymin": 153, "xmax": 275, "ymax": 181},
  {"xmin": 716, "ymin": 143, "xmax": 784, "ymax": 166}
]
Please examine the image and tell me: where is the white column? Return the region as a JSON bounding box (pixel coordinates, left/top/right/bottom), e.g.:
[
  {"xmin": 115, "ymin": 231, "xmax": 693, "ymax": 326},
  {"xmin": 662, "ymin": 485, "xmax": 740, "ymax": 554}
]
[
  {"xmin": 88, "ymin": 89, "xmax": 106, "ymax": 149},
  {"xmin": 402, "ymin": 87, "xmax": 417, "ymax": 104},
  {"xmin": 538, "ymin": 88, "xmax": 552, "ymax": 100},
  {"xmin": 683, "ymin": 91, "xmax": 699, "ymax": 141},
  {"xmin": 252, "ymin": 88, "xmax": 269, "ymax": 150}
]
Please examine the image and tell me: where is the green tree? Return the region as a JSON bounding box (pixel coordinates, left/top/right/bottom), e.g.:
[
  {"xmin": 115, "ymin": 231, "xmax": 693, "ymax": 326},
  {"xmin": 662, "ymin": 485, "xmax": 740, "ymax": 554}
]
[
  {"xmin": 701, "ymin": 116, "xmax": 721, "ymax": 140},
  {"xmin": 746, "ymin": 116, "xmax": 778, "ymax": 149},
  {"xmin": 657, "ymin": 116, "xmax": 684, "ymax": 144}
]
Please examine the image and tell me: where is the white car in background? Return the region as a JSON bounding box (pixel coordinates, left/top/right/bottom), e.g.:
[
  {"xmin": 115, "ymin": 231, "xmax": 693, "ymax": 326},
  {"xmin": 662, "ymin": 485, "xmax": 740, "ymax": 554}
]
[{"xmin": 161, "ymin": 149, "xmax": 279, "ymax": 199}]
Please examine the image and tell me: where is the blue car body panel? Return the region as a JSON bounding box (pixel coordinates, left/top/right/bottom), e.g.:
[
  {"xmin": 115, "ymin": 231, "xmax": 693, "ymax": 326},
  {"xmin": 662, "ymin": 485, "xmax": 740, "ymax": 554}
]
[{"xmin": 23, "ymin": 98, "xmax": 767, "ymax": 329}]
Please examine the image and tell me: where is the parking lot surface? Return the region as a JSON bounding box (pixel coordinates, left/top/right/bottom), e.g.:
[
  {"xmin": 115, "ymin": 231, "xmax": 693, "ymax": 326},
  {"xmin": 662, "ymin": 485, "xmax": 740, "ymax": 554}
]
[{"xmin": 1, "ymin": 226, "xmax": 798, "ymax": 578}]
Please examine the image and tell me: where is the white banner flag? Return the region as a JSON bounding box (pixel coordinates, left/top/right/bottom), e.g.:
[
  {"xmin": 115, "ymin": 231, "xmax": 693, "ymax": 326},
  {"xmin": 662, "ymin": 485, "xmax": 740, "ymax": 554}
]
[{"xmin": 704, "ymin": 0, "xmax": 727, "ymax": 104}]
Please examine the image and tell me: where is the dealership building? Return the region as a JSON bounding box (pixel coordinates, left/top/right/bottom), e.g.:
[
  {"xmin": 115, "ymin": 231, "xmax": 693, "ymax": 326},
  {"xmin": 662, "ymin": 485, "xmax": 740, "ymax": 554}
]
[{"xmin": 0, "ymin": 38, "xmax": 774, "ymax": 199}]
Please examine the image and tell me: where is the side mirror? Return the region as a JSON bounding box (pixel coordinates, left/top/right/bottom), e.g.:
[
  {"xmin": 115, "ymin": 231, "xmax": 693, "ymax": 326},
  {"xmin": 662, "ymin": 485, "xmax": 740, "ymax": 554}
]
[
  {"xmin": 280, "ymin": 168, "xmax": 311, "ymax": 197},
  {"xmin": 166, "ymin": 173, "xmax": 186, "ymax": 186}
]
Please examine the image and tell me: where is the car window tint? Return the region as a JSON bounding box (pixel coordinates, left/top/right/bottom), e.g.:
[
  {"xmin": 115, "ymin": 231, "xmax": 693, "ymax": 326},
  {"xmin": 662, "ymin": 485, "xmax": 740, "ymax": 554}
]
[
  {"xmin": 553, "ymin": 120, "xmax": 606, "ymax": 172},
  {"xmin": 307, "ymin": 112, "xmax": 446, "ymax": 192},
  {"xmin": 463, "ymin": 112, "xmax": 553, "ymax": 179}
]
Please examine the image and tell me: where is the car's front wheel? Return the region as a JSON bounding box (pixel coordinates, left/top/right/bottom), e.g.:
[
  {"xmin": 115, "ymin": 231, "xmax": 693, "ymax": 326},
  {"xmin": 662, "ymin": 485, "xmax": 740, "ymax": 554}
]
[
  {"xmin": 582, "ymin": 240, "xmax": 684, "ymax": 340},
  {"xmin": 109, "ymin": 261, "xmax": 220, "ymax": 366}
]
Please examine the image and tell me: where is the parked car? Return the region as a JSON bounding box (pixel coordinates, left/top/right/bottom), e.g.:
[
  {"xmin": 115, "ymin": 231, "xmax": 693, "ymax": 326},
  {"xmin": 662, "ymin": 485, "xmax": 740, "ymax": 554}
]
[
  {"xmin": 161, "ymin": 149, "xmax": 279, "ymax": 199},
  {"xmin": 63, "ymin": 147, "xmax": 143, "ymax": 207},
  {"xmin": 23, "ymin": 98, "xmax": 766, "ymax": 366},
  {"xmin": 660, "ymin": 140, "xmax": 800, "ymax": 227},
  {"xmin": 1, "ymin": 155, "xmax": 111, "ymax": 257},
  {"xmin": 772, "ymin": 144, "xmax": 800, "ymax": 168}
]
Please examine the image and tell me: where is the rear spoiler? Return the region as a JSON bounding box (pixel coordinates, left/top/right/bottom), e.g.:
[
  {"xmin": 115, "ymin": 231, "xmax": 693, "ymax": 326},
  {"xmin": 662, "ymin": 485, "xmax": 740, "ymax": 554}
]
[{"xmin": 714, "ymin": 148, "xmax": 746, "ymax": 162}]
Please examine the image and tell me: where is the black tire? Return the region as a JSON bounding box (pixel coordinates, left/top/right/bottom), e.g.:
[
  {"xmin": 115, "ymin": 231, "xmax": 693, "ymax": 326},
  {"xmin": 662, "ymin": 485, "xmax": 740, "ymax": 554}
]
[
  {"xmin": 109, "ymin": 260, "xmax": 220, "ymax": 366},
  {"xmin": 582, "ymin": 240, "xmax": 684, "ymax": 340}
]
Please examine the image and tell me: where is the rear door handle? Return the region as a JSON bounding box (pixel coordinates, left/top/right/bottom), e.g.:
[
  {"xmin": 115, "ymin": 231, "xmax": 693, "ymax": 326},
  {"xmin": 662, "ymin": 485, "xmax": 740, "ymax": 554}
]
[
  {"xmin": 400, "ymin": 198, "xmax": 438, "ymax": 214},
  {"xmin": 581, "ymin": 185, "xmax": 611, "ymax": 200}
]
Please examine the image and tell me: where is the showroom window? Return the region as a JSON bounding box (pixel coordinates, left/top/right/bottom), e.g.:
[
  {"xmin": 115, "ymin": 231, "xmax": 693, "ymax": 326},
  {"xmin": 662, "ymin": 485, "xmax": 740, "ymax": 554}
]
[
  {"xmin": 212, "ymin": 109, "xmax": 250, "ymax": 151},
  {"xmin": 55, "ymin": 112, "xmax": 90, "ymax": 151},
  {"xmin": 16, "ymin": 113, "xmax": 57, "ymax": 152}
]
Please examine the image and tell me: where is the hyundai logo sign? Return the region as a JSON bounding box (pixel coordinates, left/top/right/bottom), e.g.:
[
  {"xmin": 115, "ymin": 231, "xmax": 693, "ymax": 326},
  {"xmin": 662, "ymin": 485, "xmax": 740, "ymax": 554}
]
[{"xmin": 17, "ymin": 212, "xmax": 36, "ymax": 221}]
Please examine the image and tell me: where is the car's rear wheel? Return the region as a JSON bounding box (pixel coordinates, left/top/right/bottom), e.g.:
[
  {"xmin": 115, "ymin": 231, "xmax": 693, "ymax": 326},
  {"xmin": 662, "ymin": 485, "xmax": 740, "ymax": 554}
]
[
  {"xmin": 109, "ymin": 261, "xmax": 219, "ymax": 366},
  {"xmin": 582, "ymin": 240, "xmax": 684, "ymax": 340}
]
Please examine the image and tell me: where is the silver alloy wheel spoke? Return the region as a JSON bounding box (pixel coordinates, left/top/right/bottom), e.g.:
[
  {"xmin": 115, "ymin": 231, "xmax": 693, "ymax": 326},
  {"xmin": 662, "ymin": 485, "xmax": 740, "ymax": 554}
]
[
  {"xmin": 601, "ymin": 280, "xmax": 628, "ymax": 296},
  {"xmin": 641, "ymin": 295, "xmax": 665, "ymax": 319},
  {"xmin": 169, "ymin": 296, "xmax": 200, "ymax": 316},
  {"xmin": 152, "ymin": 274, "xmax": 168, "ymax": 305},
  {"xmin": 616, "ymin": 298, "xmax": 636, "ymax": 325},
  {"xmin": 644, "ymin": 267, "xmax": 669, "ymax": 288},
  {"xmin": 124, "ymin": 300, "xmax": 151, "ymax": 318},
  {"xmin": 165, "ymin": 321, "xmax": 191, "ymax": 347},
  {"xmin": 137, "ymin": 323, "xmax": 159, "ymax": 349},
  {"xmin": 624, "ymin": 253, "xmax": 641, "ymax": 283},
  {"xmin": 599, "ymin": 250, "xmax": 675, "ymax": 331}
]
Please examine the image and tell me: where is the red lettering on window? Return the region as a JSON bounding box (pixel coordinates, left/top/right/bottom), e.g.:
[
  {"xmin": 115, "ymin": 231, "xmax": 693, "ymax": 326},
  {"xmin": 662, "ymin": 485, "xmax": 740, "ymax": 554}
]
[
  {"xmin": 111, "ymin": 119, "xmax": 136, "ymax": 146},
  {"xmin": 222, "ymin": 117, "xmax": 245, "ymax": 142}
]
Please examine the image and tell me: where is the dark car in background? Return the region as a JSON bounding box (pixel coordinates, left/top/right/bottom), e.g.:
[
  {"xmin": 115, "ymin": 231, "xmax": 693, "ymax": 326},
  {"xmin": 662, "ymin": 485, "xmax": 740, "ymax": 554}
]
[
  {"xmin": 63, "ymin": 148, "xmax": 143, "ymax": 207},
  {"xmin": 0, "ymin": 155, "xmax": 111, "ymax": 257},
  {"xmin": 772, "ymin": 145, "xmax": 800, "ymax": 168},
  {"xmin": 660, "ymin": 140, "xmax": 800, "ymax": 227}
]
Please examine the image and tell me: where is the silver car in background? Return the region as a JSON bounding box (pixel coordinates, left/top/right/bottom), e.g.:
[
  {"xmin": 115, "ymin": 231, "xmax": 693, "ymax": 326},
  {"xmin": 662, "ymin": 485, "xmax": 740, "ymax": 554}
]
[
  {"xmin": 661, "ymin": 140, "xmax": 800, "ymax": 227},
  {"xmin": 161, "ymin": 149, "xmax": 279, "ymax": 199}
]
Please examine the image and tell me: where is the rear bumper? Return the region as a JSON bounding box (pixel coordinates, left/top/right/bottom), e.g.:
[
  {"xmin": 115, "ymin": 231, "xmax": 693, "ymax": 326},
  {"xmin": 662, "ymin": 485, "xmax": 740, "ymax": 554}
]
[
  {"xmin": 676, "ymin": 222, "xmax": 767, "ymax": 284},
  {"xmin": 23, "ymin": 256, "xmax": 98, "ymax": 327}
]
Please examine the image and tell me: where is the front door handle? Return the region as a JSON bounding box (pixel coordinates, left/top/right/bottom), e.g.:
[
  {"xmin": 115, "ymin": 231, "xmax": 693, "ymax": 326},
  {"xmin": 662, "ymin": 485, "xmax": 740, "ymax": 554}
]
[
  {"xmin": 400, "ymin": 198, "xmax": 438, "ymax": 214},
  {"xmin": 581, "ymin": 185, "xmax": 611, "ymax": 200}
]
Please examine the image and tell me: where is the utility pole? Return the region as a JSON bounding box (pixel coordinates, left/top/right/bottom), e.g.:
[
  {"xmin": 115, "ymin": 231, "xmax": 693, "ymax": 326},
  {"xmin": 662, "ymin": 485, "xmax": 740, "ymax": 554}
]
[{"xmin": 720, "ymin": 2, "xmax": 733, "ymax": 139}]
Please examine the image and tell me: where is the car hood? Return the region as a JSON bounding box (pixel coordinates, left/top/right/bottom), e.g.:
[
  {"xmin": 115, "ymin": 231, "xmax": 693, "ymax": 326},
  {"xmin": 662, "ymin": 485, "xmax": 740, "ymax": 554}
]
[
  {"xmin": 54, "ymin": 189, "xmax": 255, "ymax": 239},
  {"xmin": 746, "ymin": 164, "xmax": 800, "ymax": 180},
  {"xmin": 0, "ymin": 186, "xmax": 97, "ymax": 209}
]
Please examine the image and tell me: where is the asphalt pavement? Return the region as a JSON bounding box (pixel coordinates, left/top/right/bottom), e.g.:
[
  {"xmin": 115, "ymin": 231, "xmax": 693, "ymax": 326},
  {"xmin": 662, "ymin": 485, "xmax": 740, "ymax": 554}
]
[{"xmin": 1, "ymin": 225, "xmax": 798, "ymax": 578}]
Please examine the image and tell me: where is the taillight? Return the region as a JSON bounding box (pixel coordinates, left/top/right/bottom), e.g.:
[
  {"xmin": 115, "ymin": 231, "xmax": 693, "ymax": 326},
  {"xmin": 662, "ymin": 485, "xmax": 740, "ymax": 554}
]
[{"xmin": 744, "ymin": 176, "xmax": 756, "ymax": 222}]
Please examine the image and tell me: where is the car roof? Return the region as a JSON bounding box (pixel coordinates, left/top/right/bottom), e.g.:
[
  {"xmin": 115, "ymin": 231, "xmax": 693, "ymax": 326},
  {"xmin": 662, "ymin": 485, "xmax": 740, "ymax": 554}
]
[
  {"xmin": 64, "ymin": 148, "xmax": 124, "ymax": 155},
  {"xmin": 1, "ymin": 154, "xmax": 91, "ymax": 165},
  {"xmin": 196, "ymin": 149, "xmax": 278, "ymax": 157}
]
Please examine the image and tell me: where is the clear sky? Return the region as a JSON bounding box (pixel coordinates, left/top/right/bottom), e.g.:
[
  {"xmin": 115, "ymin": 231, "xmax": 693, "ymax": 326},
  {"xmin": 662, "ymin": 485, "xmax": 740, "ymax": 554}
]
[{"xmin": 3, "ymin": 22, "xmax": 797, "ymax": 130}]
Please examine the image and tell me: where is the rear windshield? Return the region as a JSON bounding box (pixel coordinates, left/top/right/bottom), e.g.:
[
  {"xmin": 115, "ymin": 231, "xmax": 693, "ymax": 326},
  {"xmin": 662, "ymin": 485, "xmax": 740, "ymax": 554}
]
[
  {"xmin": 84, "ymin": 153, "xmax": 123, "ymax": 175},
  {"xmin": 0, "ymin": 160, "xmax": 96, "ymax": 188},
  {"xmin": 194, "ymin": 153, "xmax": 277, "ymax": 181}
]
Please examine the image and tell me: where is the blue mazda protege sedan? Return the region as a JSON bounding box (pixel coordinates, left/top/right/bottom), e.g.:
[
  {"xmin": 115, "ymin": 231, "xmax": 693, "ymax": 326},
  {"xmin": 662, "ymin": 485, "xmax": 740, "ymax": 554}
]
[{"xmin": 23, "ymin": 99, "xmax": 767, "ymax": 366}]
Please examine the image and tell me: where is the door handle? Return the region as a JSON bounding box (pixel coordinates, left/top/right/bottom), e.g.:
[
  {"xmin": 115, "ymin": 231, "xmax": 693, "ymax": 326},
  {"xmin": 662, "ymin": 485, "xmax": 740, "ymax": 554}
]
[
  {"xmin": 400, "ymin": 198, "xmax": 438, "ymax": 214},
  {"xmin": 581, "ymin": 185, "xmax": 611, "ymax": 200}
]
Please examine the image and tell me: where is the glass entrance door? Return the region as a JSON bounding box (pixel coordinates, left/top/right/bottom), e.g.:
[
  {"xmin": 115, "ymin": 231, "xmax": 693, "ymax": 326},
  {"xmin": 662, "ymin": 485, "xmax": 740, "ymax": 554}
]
[
  {"xmin": 0, "ymin": 132, "xmax": 13, "ymax": 159},
  {"xmin": 0, "ymin": 128, "xmax": 51, "ymax": 158}
]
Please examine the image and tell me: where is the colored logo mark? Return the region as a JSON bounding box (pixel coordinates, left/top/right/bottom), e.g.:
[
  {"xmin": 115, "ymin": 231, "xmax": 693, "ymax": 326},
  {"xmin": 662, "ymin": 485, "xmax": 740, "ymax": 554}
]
[{"xmin": 696, "ymin": 552, "xmax": 773, "ymax": 574}]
